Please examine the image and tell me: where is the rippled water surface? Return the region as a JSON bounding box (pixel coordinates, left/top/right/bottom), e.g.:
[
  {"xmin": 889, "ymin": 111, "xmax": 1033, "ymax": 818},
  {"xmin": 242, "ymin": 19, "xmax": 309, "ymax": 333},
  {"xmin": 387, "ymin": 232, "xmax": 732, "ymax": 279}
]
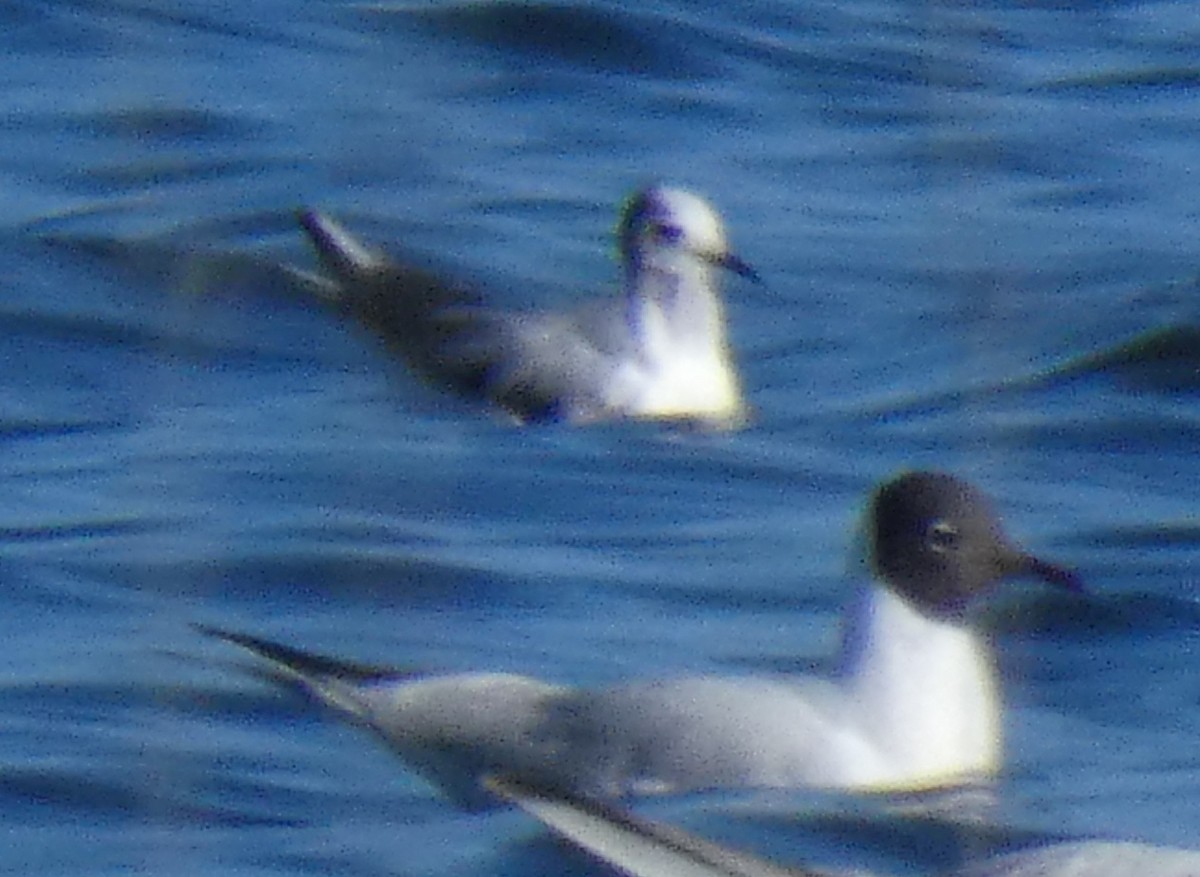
[{"xmin": 3, "ymin": 1, "xmax": 1199, "ymax": 874}]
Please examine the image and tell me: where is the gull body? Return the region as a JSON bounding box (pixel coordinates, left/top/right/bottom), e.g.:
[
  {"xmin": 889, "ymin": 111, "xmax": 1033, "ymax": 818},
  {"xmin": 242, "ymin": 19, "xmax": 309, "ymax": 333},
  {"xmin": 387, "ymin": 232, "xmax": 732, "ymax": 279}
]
[
  {"xmin": 296, "ymin": 186, "xmax": 755, "ymax": 427},
  {"xmin": 208, "ymin": 472, "xmax": 1080, "ymax": 810}
]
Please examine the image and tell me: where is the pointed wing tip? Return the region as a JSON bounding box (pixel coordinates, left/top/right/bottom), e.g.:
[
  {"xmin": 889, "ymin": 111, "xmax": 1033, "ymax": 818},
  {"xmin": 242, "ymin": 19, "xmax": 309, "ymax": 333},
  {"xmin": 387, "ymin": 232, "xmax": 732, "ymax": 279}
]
[
  {"xmin": 194, "ymin": 624, "xmax": 316, "ymax": 672},
  {"xmin": 295, "ymin": 207, "xmax": 382, "ymax": 278},
  {"xmin": 195, "ymin": 624, "xmax": 405, "ymax": 687}
]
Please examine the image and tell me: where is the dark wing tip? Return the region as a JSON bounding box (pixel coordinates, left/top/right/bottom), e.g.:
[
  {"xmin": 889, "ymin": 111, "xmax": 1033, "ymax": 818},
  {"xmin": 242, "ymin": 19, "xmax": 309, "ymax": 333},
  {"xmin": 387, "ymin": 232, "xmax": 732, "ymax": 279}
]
[
  {"xmin": 294, "ymin": 209, "xmax": 380, "ymax": 280},
  {"xmin": 194, "ymin": 624, "xmax": 405, "ymax": 684}
]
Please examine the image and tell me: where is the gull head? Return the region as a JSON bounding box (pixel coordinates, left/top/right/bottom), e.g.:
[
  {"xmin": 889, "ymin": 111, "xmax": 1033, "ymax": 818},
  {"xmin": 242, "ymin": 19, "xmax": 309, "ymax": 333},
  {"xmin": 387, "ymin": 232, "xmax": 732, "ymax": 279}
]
[
  {"xmin": 868, "ymin": 471, "xmax": 1083, "ymax": 619},
  {"xmin": 618, "ymin": 185, "xmax": 759, "ymax": 283}
]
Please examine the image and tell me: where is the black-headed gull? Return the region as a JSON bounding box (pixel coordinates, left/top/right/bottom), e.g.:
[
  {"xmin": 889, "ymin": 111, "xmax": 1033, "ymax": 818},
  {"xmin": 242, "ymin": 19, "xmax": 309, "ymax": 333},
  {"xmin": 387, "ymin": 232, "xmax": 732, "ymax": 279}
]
[{"xmin": 205, "ymin": 471, "xmax": 1081, "ymax": 810}]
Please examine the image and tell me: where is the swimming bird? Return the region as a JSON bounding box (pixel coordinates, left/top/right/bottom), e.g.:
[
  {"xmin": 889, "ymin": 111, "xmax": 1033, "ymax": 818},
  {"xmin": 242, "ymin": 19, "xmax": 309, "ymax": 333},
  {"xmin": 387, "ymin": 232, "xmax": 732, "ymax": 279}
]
[
  {"xmin": 491, "ymin": 776, "xmax": 1200, "ymax": 877},
  {"xmin": 295, "ymin": 185, "xmax": 758, "ymax": 427},
  {"xmin": 203, "ymin": 471, "xmax": 1081, "ymax": 811}
]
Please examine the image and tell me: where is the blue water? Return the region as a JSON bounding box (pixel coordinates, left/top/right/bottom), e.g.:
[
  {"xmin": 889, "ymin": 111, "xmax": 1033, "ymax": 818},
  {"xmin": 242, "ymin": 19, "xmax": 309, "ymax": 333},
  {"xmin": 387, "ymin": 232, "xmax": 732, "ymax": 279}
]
[{"xmin": 3, "ymin": 0, "xmax": 1198, "ymax": 874}]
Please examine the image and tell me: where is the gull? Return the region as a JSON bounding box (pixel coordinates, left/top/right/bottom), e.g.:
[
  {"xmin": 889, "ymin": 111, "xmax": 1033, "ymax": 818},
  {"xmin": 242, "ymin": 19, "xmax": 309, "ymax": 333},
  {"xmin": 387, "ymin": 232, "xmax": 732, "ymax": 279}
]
[
  {"xmin": 491, "ymin": 777, "xmax": 1200, "ymax": 877},
  {"xmin": 203, "ymin": 471, "xmax": 1081, "ymax": 811},
  {"xmin": 295, "ymin": 185, "xmax": 758, "ymax": 427}
]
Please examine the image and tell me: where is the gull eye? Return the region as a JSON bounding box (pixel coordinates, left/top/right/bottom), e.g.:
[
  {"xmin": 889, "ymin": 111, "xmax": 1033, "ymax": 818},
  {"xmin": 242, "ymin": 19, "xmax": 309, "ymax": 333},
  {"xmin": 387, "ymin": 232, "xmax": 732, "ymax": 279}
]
[
  {"xmin": 651, "ymin": 221, "xmax": 684, "ymax": 244},
  {"xmin": 926, "ymin": 520, "xmax": 960, "ymax": 554}
]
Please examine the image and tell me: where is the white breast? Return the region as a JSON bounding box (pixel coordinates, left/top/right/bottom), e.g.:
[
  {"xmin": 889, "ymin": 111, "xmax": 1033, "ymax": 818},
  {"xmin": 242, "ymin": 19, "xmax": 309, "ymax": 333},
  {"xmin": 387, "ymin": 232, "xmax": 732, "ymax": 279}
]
[{"xmin": 838, "ymin": 585, "xmax": 1002, "ymax": 787}]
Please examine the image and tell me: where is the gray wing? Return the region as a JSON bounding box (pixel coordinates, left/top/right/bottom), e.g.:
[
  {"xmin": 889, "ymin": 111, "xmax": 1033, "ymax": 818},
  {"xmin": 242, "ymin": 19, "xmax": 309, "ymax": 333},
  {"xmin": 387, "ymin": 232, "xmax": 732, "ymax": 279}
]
[
  {"xmin": 298, "ymin": 209, "xmax": 620, "ymax": 423},
  {"xmin": 535, "ymin": 677, "xmax": 858, "ymax": 798}
]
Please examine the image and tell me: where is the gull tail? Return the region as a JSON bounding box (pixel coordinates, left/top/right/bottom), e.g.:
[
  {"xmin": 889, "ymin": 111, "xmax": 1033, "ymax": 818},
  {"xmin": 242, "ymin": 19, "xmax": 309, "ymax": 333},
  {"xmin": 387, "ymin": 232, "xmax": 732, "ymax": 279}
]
[{"xmin": 488, "ymin": 777, "xmax": 824, "ymax": 877}]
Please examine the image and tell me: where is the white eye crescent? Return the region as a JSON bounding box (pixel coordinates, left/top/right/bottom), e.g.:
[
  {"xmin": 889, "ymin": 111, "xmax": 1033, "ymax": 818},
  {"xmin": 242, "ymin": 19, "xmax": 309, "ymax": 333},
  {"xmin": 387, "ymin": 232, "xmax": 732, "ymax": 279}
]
[{"xmin": 927, "ymin": 520, "xmax": 960, "ymax": 554}]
